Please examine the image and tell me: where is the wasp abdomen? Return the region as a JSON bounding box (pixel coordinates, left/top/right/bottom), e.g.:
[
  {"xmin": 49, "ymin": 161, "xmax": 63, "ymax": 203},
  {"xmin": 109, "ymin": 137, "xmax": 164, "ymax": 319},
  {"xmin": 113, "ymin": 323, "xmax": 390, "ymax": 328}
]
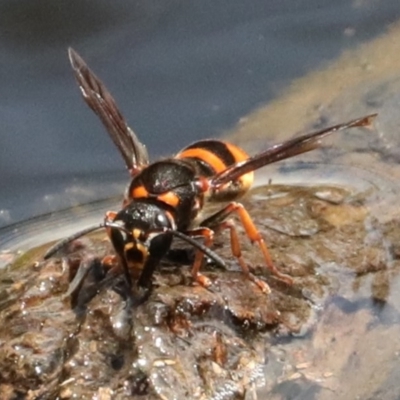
[{"xmin": 176, "ymin": 139, "xmax": 254, "ymax": 201}]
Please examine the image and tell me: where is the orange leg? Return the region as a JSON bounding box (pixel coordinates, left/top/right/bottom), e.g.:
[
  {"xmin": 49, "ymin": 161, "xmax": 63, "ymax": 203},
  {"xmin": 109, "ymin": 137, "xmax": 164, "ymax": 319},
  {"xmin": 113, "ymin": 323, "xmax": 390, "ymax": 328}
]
[
  {"xmin": 102, "ymin": 254, "xmax": 120, "ymax": 273},
  {"xmin": 105, "ymin": 210, "xmax": 117, "ymax": 240},
  {"xmin": 215, "ymin": 220, "xmax": 271, "ymax": 293},
  {"xmin": 104, "ymin": 211, "xmax": 117, "ymax": 233},
  {"xmin": 201, "ymin": 202, "xmax": 293, "ymax": 291},
  {"xmin": 105, "ymin": 210, "xmax": 117, "ymax": 222},
  {"xmin": 184, "ymin": 227, "xmax": 215, "ymax": 287}
]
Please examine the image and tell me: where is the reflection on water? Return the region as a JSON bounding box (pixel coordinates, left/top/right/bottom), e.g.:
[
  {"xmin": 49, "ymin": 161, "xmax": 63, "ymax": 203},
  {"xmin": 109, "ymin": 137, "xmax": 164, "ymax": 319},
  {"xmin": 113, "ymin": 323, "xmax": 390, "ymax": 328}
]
[
  {"xmin": 0, "ymin": 197, "xmax": 119, "ymax": 269},
  {"xmin": 0, "ymin": 171, "xmax": 126, "ymax": 229}
]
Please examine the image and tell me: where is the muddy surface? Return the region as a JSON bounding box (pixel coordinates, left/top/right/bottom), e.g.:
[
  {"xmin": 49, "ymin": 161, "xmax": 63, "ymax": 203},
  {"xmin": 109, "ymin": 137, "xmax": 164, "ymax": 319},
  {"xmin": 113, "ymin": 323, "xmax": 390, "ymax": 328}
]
[
  {"xmin": 3, "ymin": 19, "xmax": 400, "ymax": 400},
  {"xmin": 0, "ymin": 183, "xmax": 399, "ymax": 400}
]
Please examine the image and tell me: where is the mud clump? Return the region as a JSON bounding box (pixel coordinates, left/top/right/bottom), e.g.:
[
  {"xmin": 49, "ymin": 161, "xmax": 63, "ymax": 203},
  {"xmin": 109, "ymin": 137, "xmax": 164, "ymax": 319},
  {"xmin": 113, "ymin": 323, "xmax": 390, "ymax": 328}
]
[{"xmin": 0, "ymin": 184, "xmax": 398, "ymax": 400}]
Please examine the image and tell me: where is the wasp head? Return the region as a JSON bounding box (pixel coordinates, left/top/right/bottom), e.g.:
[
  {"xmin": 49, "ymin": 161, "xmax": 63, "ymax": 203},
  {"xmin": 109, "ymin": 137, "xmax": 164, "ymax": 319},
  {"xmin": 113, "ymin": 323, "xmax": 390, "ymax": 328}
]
[{"xmin": 106, "ymin": 202, "xmax": 174, "ymax": 284}]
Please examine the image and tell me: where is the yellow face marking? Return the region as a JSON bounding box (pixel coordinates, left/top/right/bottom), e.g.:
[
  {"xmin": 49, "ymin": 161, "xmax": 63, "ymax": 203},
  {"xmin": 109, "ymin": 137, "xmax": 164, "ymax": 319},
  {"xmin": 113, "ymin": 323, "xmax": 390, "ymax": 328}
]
[
  {"xmin": 124, "ymin": 240, "xmax": 149, "ymax": 276},
  {"xmin": 135, "ymin": 243, "xmax": 148, "ymax": 258},
  {"xmin": 124, "ymin": 242, "xmax": 134, "ymax": 250},
  {"xmin": 132, "ymin": 229, "xmax": 142, "ymax": 240}
]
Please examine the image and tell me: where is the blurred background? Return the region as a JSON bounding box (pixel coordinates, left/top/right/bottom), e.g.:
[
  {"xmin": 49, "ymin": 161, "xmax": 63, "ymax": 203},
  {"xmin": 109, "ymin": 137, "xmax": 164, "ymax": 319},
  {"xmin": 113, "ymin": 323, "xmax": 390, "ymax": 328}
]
[{"xmin": 1, "ymin": 0, "xmax": 400, "ymax": 227}]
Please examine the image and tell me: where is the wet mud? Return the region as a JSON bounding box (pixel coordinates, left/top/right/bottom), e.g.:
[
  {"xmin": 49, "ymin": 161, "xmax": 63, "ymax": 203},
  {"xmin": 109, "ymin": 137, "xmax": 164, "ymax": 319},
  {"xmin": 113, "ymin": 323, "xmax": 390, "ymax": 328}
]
[{"xmin": 0, "ymin": 183, "xmax": 398, "ymax": 400}]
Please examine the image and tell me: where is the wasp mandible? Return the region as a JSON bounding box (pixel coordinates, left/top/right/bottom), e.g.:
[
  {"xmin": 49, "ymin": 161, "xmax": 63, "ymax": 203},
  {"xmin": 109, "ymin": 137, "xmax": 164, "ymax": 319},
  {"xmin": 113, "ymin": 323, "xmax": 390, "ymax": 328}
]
[{"xmin": 44, "ymin": 48, "xmax": 376, "ymax": 296}]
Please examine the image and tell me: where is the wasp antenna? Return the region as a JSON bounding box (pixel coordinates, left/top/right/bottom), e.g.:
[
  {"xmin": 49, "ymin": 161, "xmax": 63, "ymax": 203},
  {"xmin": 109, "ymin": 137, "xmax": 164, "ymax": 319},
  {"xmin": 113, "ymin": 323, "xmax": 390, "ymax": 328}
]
[
  {"xmin": 43, "ymin": 223, "xmax": 106, "ymax": 260},
  {"xmin": 170, "ymin": 230, "xmax": 227, "ymax": 269},
  {"xmin": 104, "ymin": 221, "xmax": 132, "ymax": 236}
]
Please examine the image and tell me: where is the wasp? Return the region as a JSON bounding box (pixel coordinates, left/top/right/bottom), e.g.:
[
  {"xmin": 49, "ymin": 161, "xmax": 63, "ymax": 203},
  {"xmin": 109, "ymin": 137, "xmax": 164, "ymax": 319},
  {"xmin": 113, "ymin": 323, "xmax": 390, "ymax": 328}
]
[{"xmin": 44, "ymin": 48, "xmax": 376, "ymax": 297}]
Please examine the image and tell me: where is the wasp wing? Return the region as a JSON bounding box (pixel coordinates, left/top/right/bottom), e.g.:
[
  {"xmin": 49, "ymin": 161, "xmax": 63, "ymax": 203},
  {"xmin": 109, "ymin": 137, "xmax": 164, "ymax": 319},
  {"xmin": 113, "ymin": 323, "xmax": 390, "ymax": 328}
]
[
  {"xmin": 211, "ymin": 114, "xmax": 377, "ymax": 188},
  {"xmin": 68, "ymin": 48, "xmax": 149, "ymax": 175}
]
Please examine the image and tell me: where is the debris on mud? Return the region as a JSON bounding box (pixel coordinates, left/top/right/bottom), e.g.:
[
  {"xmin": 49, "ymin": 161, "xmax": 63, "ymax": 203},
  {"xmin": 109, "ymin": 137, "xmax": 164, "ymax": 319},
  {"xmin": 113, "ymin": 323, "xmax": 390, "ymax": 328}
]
[{"xmin": 0, "ymin": 184, "xmax": 398, "ymax": 400}]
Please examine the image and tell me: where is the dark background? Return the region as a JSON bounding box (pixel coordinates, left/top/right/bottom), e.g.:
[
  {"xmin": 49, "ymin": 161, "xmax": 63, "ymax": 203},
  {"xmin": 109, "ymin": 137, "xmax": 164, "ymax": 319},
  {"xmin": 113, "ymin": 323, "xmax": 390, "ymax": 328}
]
[{"xmin": 1, "ymin": 0, "xmax": 399, "ymax": 227}]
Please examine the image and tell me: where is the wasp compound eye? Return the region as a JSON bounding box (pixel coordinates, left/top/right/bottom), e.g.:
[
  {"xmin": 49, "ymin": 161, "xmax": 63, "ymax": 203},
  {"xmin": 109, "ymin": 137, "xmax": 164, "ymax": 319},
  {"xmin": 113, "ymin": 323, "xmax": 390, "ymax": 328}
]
[
  {"xmin": 148, "ymin": 233, "xmax": 173, "ymax": 258},
  {"xmin": 110, "ymin": 228, "xmax": 129, "ymax": 254}
]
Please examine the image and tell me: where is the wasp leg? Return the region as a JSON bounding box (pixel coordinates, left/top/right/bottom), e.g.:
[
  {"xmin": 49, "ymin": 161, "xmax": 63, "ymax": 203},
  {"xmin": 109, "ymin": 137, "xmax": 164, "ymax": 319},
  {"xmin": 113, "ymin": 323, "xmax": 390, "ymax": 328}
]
[
  {"xmin": 214, "ymin": 220, "xmax": 271, "ymax": 293},
  {"xmin": 101, "ymin": 254, "xmax": 120, "ymax": 274},
  {"xmin": 66, "ymin": 255, "xmax": 119, "ymax": 299},
  {"xmin": 183, "ymin": 227, "xmax": 215, "ymax": 288},
  {"xmin": 105, "ymin": 210, "xmax": 117, "ymax": 222},
  {"xmin": 200, "ymin": 202, "xmax": 293, "ymax": 290}
]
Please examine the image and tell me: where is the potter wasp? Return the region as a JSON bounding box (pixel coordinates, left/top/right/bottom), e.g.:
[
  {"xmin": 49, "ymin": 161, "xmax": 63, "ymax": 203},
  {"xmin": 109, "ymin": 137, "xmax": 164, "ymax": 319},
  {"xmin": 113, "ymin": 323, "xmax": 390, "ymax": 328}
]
[{"xmin": 44, "ymin": 48, "xmax": 376, "ymax": 296}]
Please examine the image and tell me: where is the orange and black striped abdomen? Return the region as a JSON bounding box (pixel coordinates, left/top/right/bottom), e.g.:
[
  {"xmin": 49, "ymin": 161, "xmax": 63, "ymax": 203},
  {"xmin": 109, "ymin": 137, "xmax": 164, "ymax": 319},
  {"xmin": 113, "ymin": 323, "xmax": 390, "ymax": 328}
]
[{"xmin": 176, "ymin": 139, "xmax": 254, "ymax": 201}]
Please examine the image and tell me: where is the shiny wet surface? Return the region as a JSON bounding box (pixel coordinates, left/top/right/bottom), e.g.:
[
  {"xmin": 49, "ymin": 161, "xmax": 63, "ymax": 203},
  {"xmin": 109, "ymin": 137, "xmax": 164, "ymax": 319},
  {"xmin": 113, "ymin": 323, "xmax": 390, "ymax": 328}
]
[{"xmin": 1, "ymin": 181, "xmax": 399, "ymax": 399}]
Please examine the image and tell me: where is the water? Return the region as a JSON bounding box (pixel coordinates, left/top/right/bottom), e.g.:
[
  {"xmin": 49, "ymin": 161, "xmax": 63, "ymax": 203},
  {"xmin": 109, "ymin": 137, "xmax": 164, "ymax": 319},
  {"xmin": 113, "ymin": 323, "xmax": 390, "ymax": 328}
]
[{"xmin": 1, "ymin": 0, "xmax": 400, "ymax": 226}]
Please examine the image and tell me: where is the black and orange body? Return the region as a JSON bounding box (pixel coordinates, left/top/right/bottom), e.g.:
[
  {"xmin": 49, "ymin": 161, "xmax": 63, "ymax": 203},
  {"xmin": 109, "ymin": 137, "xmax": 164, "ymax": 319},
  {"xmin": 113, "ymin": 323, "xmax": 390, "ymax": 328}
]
[
  {"xmin": 126, "ymin": 159, "xmax": 200, "ymax": 230},
  {"xmin": 176, "ymin": 139, "xmax": 254, "ymax": 202},
  {"xmin": 43, "ymin": 48, "xmax": 376, "ymax": 299}
]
